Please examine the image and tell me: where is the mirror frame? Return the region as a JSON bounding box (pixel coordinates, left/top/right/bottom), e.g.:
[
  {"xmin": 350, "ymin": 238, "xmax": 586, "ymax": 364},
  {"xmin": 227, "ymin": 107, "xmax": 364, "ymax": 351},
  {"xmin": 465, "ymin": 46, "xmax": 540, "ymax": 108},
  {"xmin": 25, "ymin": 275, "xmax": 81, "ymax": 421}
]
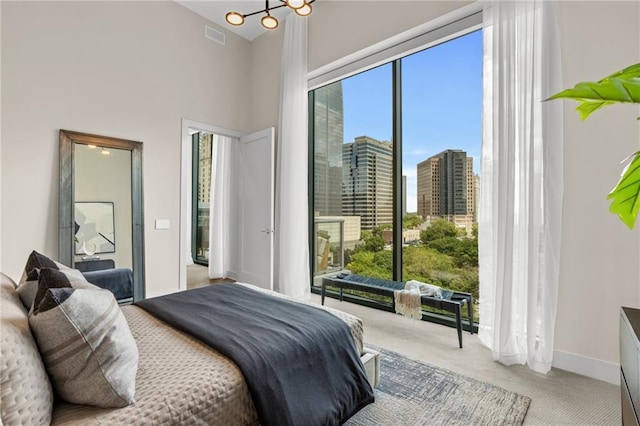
[{"xmin": 59, "ymin": 129, "xmax": 145, "ymax": 301}]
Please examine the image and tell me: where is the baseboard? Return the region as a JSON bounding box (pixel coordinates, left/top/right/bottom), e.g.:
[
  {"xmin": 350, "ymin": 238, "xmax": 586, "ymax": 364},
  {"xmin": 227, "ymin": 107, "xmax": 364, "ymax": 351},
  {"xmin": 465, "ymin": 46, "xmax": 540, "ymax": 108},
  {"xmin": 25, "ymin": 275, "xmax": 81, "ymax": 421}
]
[{"xmin": 553, "ymin": 349, "xmax": 619, "ymax": 385}]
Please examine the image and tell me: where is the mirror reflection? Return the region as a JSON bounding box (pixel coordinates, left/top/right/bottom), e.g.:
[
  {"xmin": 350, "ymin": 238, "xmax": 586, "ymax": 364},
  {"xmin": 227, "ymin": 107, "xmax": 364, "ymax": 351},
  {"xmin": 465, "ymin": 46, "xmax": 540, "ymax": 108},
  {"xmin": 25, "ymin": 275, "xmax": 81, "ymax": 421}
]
[
  {"xmin": 59, "ymin": 130, "xmax": 145, "ymax": 303},
  {"xmin": 74, "ymin": 144, "xmax": 132, "ymax": 269}
]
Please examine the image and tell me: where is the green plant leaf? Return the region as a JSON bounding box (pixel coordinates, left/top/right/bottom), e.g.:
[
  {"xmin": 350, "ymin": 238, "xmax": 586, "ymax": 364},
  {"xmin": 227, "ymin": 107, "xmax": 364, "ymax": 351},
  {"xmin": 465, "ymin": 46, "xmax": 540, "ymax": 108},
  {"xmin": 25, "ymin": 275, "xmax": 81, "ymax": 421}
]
[
  {"xmin": 547, "ymin": 63, "xmax": 640, "ymax": 120},
  {"xmin": 575, "ymin": 100, "xmax": 617, "ymax": 120},
  {"xmin": 607, "ymin": 151, "xmax": 640, "ymax": 229},
  {"xmin": 607, "ymin": 63, "xmax": 640, "ymax": 80}
]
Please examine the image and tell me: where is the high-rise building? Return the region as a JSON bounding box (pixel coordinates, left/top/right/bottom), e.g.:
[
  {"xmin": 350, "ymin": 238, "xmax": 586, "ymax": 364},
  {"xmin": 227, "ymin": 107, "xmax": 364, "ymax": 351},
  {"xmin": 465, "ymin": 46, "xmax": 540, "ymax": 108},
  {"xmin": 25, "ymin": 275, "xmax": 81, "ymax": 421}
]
[
  {"xmin": 417, "ymin": 156, "xmax": 440, "ymax": 219},
  {"xmin": 417, "ymin": 149, "xmax": 475, "ymax": 232},
  {"xmin": 313, "ymin": 82, "xmax": 344, "ymax": 216},
  {"xmin": 468, "ymin": 160, "xmax": 477, "ymax": 224},
  {"xmin": 197, "ymin": 132, "xmax": 212, "ymax": 204},
  {"xmin": 402, "ymin": 175, "xmax": 407, "ymax": 218},
  {"xmin": 342, "ymin": 136, "xmax": 393, "ymax": 230}
]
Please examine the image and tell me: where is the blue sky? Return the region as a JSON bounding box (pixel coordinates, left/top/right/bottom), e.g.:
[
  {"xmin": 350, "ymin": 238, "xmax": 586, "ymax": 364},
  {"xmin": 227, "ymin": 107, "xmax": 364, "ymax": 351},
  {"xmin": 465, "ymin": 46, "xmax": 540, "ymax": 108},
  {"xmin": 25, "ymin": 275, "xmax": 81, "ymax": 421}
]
[{"xmin": 341, "ymin": 30, "xmax": 483, "ymax": 213}]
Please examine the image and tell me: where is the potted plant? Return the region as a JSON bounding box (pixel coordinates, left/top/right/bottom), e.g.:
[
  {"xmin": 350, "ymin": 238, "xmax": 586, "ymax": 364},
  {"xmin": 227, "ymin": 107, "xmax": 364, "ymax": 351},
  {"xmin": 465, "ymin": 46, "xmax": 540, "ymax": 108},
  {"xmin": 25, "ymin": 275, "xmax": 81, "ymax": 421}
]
[{"xmin": 549, "ymin": 63, "xmax": 640, "ymax": 229}]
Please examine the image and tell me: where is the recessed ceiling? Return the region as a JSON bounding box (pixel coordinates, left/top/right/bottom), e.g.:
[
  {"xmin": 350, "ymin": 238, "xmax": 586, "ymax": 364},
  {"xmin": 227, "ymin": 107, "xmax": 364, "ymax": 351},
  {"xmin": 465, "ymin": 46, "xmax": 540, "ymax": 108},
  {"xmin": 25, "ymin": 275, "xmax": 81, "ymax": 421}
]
[{"xmin": 176, "ymin": 1, "xmax": 294, "ymax": 41}]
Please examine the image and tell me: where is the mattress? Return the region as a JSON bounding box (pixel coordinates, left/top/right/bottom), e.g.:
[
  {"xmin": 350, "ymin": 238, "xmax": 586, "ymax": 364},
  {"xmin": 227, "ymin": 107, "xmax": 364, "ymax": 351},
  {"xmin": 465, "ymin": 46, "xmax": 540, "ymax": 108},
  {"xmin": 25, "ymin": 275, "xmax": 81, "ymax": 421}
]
[{"xmin": 52, "ymin": 284, "xmax": 365, "ymax": 425}]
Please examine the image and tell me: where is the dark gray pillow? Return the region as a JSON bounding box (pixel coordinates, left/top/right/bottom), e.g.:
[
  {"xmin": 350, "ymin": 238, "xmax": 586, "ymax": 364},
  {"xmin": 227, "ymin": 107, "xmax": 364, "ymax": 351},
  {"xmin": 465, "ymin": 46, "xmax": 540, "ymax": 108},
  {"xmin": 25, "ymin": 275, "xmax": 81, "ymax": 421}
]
[
  {"xmin": 29, "ymin": 268, "xmax": 138, "ymax": 408},
  {"xmin": 16, "ymin": 250, "xmax": 98, "ymax": 310},
  {"xmin": 16, "ymin": 250, "xmax": 77, "ymax": 309}
]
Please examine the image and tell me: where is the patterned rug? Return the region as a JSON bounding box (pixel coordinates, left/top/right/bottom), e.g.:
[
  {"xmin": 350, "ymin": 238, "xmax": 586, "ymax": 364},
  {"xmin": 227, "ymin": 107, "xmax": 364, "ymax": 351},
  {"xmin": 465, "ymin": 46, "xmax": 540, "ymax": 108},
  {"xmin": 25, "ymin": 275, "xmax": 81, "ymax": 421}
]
[{"xmin": 347, "ymin": 346, "xmax": 531, "ymax": 426}]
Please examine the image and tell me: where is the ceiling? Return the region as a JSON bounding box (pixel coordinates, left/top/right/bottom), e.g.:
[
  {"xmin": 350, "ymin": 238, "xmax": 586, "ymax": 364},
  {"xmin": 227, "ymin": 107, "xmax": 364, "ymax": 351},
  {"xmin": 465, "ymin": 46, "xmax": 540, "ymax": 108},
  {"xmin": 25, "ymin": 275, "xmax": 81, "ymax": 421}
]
[{"xmin": 176, "ymin": 1, "xmax": 295, "ymax": 41}]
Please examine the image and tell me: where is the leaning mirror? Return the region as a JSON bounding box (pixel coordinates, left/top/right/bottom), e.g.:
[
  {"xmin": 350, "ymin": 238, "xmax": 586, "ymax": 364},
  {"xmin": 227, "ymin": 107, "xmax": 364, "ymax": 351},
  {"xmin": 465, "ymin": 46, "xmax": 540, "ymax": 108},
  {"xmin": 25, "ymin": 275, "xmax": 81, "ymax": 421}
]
[{"xmin": 59, "ymin": 130, "xmax": 145, "ymax": 302}]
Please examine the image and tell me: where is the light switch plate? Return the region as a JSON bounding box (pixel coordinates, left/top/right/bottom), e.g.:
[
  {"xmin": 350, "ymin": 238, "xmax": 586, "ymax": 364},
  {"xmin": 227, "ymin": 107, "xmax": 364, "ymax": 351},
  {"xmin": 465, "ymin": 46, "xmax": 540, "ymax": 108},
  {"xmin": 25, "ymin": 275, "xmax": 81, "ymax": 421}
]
[{"xmin": 155, "ymin": 219, "xmax": 170, "ymax": 230}]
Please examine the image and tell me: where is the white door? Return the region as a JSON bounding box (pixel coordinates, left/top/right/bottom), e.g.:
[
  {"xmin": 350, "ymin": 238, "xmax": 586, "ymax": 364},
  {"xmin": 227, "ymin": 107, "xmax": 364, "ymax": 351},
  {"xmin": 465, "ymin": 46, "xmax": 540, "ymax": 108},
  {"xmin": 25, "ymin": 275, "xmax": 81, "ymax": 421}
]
[{"xmin": 237, "ymin": 128, "xmax": 275, "ymax": 290}]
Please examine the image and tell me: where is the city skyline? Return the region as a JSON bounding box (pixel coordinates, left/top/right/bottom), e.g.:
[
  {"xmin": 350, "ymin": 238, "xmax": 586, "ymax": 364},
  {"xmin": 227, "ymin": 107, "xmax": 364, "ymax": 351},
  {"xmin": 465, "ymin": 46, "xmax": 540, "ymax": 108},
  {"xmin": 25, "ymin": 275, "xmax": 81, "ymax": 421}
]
[{"xmin": 341, "ymin": 29, "xmax": 482, "ymax": 213}]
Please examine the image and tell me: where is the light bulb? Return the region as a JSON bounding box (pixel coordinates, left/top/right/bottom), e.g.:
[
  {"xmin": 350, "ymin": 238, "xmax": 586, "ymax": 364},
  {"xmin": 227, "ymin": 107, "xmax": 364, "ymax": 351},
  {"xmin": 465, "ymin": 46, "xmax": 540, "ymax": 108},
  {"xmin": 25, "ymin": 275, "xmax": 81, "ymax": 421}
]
[
  {"xmin": 261, "ymin": 14, "xmax": 278, "ymax": 29},
  {"xmin": 295, "ymin": 3, "xmax": 312, "ymax": 16},
  {"xmin": 225, "ymin": 11, "xmax": 244, "ymax": 26},
  {"xmin": 286, "ymin": 0, "xmax": 305, "ymax": 9}
]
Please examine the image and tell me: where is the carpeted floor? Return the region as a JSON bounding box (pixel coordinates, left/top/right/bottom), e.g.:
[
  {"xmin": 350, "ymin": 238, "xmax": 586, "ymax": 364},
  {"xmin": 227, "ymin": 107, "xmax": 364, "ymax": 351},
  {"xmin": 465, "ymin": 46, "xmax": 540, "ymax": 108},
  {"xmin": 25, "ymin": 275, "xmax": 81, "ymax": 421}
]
[{"xmin": 347, "ymin": 346, "xmax": 530, "ymax": 426}]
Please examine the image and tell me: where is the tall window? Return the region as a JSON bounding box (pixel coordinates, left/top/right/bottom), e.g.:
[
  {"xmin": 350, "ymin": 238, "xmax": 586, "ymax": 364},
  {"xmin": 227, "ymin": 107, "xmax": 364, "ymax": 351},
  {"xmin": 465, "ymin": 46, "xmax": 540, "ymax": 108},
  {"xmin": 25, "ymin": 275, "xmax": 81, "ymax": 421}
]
[
  {"xmin": 192, "ymin": 132, "xmax": 213, "ymax": 265},
  {"xmin": 310, "ymin": 30, "xmax": 482, "ymax": 322},
  {"xmin": 400, "ymin": 31, "xmax": 482, "ymax": 318},
  {"xmin": 312, "ymin": 64, "xmax": 393, "ymax": 281}
]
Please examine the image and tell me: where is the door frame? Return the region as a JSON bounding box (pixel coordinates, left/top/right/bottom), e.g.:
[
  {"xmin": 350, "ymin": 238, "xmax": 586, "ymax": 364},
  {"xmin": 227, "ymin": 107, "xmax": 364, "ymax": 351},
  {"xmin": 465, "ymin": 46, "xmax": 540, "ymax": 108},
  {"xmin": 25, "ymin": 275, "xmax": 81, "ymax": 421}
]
[{"xmin": 179, "ymin": 119, "xmax": 241, "ymax": 291}]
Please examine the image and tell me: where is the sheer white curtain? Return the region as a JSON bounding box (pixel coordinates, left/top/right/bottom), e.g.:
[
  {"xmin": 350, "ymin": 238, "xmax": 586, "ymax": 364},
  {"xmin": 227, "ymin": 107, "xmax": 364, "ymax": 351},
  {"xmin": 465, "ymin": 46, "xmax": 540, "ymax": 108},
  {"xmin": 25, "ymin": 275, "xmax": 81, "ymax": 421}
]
[
  {"xmin": 208, "ymin": 134, "xmax": 236, "ymax": 279},
  {"xmin": 185, "ymin": 136, "xmax": 195, "ymax": 266},
  {"xmin": 479, "ymin": 0, "xmax": 564, "ymax": 373},
  {"xmin": 274, "ymin": 14, "xmax": 310, "ymax": 300}
]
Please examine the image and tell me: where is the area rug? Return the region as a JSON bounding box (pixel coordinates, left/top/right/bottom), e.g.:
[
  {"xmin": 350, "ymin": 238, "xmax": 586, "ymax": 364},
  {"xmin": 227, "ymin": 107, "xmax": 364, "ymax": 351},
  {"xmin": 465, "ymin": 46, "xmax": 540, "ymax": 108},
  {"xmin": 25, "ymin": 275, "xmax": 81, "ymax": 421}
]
[{"xmin": 347, "ymin": 346, "xmax": 531, "ymax": 426}]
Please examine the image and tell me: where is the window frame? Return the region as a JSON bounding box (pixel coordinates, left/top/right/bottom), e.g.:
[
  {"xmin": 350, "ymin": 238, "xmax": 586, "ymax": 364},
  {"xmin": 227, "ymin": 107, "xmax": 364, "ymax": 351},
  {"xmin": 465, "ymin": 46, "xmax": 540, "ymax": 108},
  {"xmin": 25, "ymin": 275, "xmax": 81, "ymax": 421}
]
[{"xmin": 307, "ymin": 4, "xmax": 482, "ymax": 332}]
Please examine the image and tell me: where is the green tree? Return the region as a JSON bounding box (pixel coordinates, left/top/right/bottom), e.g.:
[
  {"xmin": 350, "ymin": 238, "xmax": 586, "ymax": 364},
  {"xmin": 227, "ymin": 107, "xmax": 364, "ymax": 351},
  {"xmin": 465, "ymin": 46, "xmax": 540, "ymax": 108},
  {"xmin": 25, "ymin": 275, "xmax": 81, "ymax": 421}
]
[
  {"xmin": 357, "ymin": 230, "xmax": 386, "ymax": 252},
  {"xmin": 402, "ymin": 245, "xmax": 457, "ymax": 282},
  {"xmin": 427, "ymin": 237, "xmax": 478, "ymax": 268},
  {"xmin": 344, "ymin": 248, "xmax": 354, "ymax": 267},
  {"xmin": 426, "ymin": 237, "xmax": 462, "ymax": 257},
  {"xmin": 420, "ymin": 219, "xmax": 463, "ymax": 244},
  {"xmin": 347, "ymin": 250, "xmax": 392, "ymax": 280},
  {"xmin": 403, "ymin": 213, "xmax": 423, "ymax": 229},
  {"xmin": 373, "ymin": 224, "xmax": 392, "ymax": 236},
  {"xmin": 443, "ymin": 269, "xmax": 479, "ymax": 300}
]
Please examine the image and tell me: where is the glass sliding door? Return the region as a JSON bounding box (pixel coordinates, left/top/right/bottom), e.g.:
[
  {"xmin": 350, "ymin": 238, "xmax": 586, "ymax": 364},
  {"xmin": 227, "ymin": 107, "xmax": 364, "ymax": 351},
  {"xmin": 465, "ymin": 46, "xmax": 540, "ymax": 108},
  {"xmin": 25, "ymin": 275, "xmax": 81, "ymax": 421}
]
[{"xmin": 192, "ymin": 132, "xmax": 213, "ymax": 265}]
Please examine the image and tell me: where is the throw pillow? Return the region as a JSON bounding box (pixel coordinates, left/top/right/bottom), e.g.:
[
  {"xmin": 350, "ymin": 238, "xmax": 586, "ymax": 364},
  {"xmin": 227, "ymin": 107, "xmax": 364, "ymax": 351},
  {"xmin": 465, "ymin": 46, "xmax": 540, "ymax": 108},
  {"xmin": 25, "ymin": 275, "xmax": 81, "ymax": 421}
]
[
  {"xmin": 16, "ymin": 250, "xmax": 94, "ymax": 310},
  {"xmin": 1, "ymin": 272, "xmax": 54, "ymax": 425},
  {"xmin": 29, "ymin": 268, "xmax": 138, "ymax": 408}
]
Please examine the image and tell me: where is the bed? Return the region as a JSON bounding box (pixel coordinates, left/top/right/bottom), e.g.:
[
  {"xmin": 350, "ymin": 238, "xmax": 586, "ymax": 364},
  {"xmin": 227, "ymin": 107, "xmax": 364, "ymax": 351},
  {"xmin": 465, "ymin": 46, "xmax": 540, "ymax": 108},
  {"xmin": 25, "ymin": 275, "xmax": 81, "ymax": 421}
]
[{"xmin": 1, "ymin": 267, "xmax": 379, "ymax": 425}]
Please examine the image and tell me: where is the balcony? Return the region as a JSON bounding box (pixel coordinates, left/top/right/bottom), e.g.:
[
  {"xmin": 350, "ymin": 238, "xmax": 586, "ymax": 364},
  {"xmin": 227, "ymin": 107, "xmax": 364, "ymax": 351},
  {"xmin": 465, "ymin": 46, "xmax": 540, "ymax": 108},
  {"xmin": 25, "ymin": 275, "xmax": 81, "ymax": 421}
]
[{"xmin": 313, "ymin": 217, "xmax": 345, "ymax": 279}]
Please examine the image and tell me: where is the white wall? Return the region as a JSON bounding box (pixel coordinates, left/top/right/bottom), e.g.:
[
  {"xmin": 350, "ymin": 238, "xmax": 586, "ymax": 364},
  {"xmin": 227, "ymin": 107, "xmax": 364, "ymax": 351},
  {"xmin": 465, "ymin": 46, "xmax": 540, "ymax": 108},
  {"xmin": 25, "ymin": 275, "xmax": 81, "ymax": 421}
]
[
  {"xmin": 1, "ymin": 1, "xmax": 252, "ymax": 296},
  {"xmin": 307, "ymin": 1, "xmax": 472, "ymax": 71},
  {"xmin": 249, "ymin": 29, "xmax": 284, "ymax": 133},
  {"xmin": 554, "ymin": 1, "xmax": 640, "ymax": 380}
]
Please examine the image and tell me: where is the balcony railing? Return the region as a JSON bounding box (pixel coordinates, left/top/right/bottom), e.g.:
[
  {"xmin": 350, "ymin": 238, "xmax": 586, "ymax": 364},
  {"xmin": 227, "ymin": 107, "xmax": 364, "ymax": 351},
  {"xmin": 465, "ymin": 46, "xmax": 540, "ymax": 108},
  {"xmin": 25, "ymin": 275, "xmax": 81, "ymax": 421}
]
[{"xmin": 313, "ymin": 217, "xmax": 345, "ymax": 277}]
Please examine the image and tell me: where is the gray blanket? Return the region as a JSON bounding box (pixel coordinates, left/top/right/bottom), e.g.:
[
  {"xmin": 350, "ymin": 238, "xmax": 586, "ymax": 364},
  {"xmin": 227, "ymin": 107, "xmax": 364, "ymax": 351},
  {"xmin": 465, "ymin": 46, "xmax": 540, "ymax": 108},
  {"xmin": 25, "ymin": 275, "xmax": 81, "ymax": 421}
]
[{"xmin": 135, "ymin": 284, "xmax": 374, "ymax": 426}]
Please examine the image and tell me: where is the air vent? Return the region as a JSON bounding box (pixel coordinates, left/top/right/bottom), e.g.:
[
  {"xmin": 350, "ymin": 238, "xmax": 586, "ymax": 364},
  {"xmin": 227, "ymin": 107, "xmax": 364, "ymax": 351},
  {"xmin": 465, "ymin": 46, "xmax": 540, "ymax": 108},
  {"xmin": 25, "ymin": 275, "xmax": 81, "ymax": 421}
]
[{"xmin": 205, "ymin": 25, "xmax": 225, "ymax": 45}]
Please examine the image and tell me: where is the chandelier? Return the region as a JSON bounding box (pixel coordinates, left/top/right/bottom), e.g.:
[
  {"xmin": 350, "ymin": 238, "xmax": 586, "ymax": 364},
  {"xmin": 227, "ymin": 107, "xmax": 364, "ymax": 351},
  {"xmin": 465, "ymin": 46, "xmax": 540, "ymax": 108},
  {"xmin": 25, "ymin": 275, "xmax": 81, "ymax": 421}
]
[{"xmin": 225, "ymin": 0, "xmax": 315, "ymax": 30}]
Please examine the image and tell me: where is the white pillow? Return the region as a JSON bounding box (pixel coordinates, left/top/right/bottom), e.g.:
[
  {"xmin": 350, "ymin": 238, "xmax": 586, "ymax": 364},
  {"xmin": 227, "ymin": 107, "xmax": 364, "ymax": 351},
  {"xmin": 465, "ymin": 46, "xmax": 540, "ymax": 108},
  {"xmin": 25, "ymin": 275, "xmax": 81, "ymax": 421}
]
[{"xmin": 29, "ymin": 268, "xmax": 138, "ymax": 408}]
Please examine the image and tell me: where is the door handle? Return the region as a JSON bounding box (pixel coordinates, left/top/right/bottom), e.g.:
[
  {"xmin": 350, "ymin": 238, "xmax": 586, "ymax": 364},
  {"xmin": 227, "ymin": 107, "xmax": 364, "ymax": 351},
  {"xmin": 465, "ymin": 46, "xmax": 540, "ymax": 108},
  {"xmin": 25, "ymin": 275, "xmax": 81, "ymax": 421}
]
[{"xmin": 260, "ymin": 228, "xmax": 273, "ymax": 234}]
